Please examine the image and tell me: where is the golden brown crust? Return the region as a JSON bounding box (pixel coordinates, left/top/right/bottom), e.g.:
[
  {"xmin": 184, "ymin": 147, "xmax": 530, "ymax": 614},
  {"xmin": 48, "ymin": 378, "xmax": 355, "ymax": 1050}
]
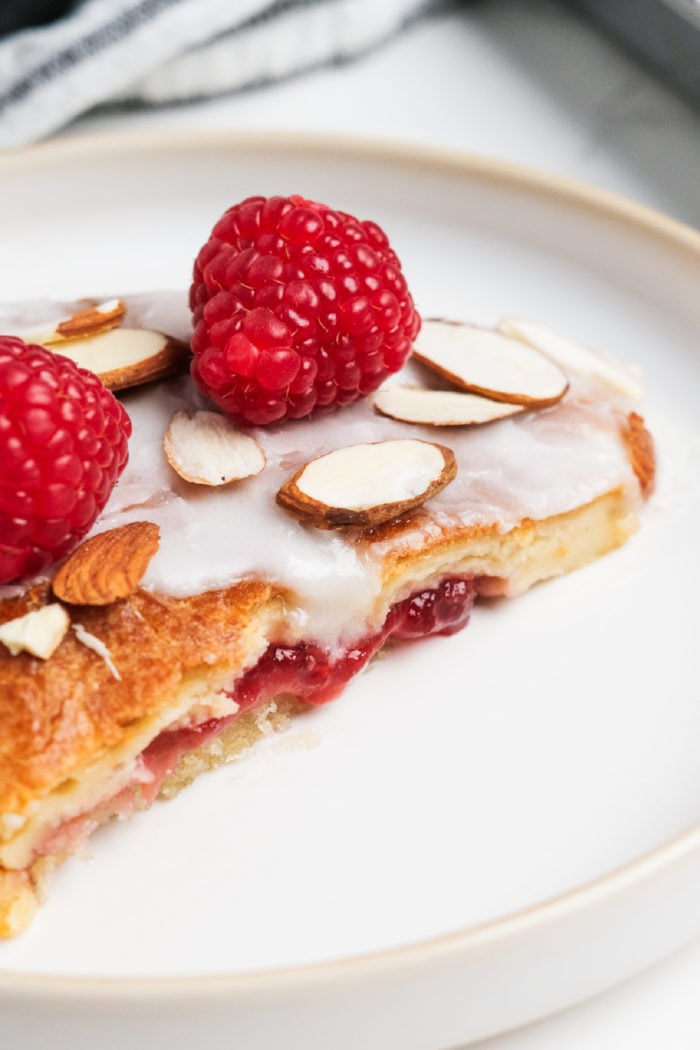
[
  {"xmin": 0, "ymin": 696, "xmax": 307, "ymax": 938},
  {"xmin": 0, "ymin": 578, "xmax": 278, "ymax": 814},
  {"xmin": 0, "ymin": 403, "xmax": 653, "ymax": 937},
  {"xmin": 0, "ymin": 866, "xmax": 39, "ymax": 938},
  {"xmin": 0, "ymin": 437, "xmax": 650, "ymax": 820},
  {"xmin": 374, "ymin": 487, "xmax": 639, "ymax": 602},
  {"xmin": 0, "ymin": 483, "xmax": 645, "ymax": 937}
]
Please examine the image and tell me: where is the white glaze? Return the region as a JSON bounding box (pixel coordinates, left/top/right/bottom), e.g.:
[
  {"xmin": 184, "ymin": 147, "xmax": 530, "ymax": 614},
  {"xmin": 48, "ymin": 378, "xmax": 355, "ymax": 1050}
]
[{"xmin": 1, "ymin": 295, "xmax": 641, "ymax": 648}]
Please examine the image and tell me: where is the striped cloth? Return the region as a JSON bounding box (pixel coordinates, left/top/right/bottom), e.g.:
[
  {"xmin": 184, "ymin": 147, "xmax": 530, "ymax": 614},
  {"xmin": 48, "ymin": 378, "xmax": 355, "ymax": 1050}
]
[{"xmin": 0, "ymin": 0, "xmax": 446, "ymax": 148}]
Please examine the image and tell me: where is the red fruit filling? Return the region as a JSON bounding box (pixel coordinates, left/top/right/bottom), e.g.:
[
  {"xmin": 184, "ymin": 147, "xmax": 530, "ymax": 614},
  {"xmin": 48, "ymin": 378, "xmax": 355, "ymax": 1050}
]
[
  {"xmin": 143, "ymin": 576, "xmax": 475, "ymax": 772},
  {"xmin": 30, "ymin": 577, "xmax": 476, "ymax": 865},
  {"xmin": 233, "ymin": 574, "xmax": 475, "ymax": 708}
]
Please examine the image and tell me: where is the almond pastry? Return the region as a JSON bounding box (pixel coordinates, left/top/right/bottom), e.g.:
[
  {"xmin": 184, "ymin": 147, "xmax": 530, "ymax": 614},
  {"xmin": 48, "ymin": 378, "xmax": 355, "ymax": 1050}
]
[{"xmin": 0, "ymin": 294, "xmax": 654, "ymax": 937}]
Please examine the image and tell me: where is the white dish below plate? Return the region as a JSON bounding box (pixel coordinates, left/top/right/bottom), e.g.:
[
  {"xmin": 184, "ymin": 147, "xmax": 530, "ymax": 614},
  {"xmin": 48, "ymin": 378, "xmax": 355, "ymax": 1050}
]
[{"xmin": 0, "ymin": 131, "xmax": 699, "ymax": 1050}]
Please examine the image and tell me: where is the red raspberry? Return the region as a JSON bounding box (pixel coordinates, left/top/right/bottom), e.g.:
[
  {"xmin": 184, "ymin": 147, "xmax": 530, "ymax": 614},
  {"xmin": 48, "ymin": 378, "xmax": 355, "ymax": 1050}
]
[
  {"xmin": 190, "ymin": 194, "xmax": 420, "ymax": 425},
  {"xmin": 0, "ymin": 337, "xmax": 132, "ymax": 585}
]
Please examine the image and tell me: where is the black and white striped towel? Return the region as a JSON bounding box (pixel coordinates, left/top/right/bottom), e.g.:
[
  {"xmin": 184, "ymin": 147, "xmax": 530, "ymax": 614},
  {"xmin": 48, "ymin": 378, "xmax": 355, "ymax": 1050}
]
[{"xmin": 0, "ymin": 0, "xmax": 447, "ymax": 148}]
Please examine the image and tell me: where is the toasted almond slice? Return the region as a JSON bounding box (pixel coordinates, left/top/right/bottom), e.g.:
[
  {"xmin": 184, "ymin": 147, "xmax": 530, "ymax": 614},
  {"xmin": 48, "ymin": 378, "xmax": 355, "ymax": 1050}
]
[
  {"xmin": 52, "ymin": 521, "xmax": 160, "ymax": 606},
  {"xmin": 374, "ymin": 386, "xmax": 525, "ymax": 426},
  {"xmin": 498, "ymin": 316, "xmax": 643, "ymax": 399},
  {"xmin": 54, "ymin": 298, "xmax": 127, "ymax": 340},
  {"xmin": 0, "ymin": 604, "xmax": 69, "ymax": 659},
  {"xmin": 623, "ymin": 411, "xmax": 656, "ymax": 498},
  {"xmin": 53, "ymin": 327, "xmax": 190, "ymax": 391},
  {"xmin": 164, "ymin": 410, "xmax": 266, "ymax": 486},
  {"xmin": 277, "ymin": 439, "xmax": 456, "ymax": 528},
  {"xmin": 413, "ymin": 319, "xmax": 569, "ymax": 407},
  {"xmin": 13, "ymin": 299, "xmax": 126, "ymax": 346}
]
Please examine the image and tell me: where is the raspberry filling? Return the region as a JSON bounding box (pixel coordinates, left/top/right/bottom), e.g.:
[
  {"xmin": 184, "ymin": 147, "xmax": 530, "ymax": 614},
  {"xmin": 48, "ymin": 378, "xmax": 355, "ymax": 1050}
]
[
  {"xmin": 32, "ymin": 577, "xmax": 476, "ymax": 864},
  {"xmin": 145, "ymin": 575, "xmax": 476, "ymax": 772},
  {"xmin": 234, "ymin": 574, "xmax": 476, "ymax": 708}
]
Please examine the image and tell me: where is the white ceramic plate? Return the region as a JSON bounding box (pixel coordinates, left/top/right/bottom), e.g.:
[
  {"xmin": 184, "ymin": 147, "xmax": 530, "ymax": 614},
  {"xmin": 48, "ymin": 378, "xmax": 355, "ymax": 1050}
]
[{"xmin": 1, "ymin": 131, "xmax": 699, "ymax": 1050}]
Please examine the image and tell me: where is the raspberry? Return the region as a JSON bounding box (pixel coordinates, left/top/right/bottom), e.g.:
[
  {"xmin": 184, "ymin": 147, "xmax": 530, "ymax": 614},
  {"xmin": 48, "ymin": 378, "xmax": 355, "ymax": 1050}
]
[
  {"xmin": 190, "ymin": 194, "xmax": 420, "ymax": 425},
  {"xmin": 0, "ymin": 337, "xmax": 132, "ymax": 585}
]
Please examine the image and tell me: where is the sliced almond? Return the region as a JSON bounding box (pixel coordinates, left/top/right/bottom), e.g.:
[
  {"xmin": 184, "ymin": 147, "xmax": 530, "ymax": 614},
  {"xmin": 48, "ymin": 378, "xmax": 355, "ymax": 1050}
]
[
  {"xmin": 413, "ymin": 319, "xmax": 568, "ymax": 407},
  {"xmin": 277, "ymin": 439, "xmax": 456, "ymax": 528},
  {"xmin": 374, "ymin": 386, "xmax": 525, "ymax": 426},
  {"xmin": 52, "ymin": 521, "xmax": 160, "ymax": 606},
  {"xmin": 73, "ymin": 624, "xmax": 122, "ymax": 680},
  {"xmin": 55, "ymin": 298, "xmax": 127, "ymax": 340},
  {"xmin": 623, "ymin": 411, "xmax": 656, "ymax": 498},
  {"xmin": 0, "ymin": 604, "xmax": 69, "ymax": 659},
  {"xmin": 53, "ymin": 327, "xmax": 190, "ymax": 391},
  {"xmin": 164, "ymin": 410, "xmax": 266, "ymax": 486},
  {"xmin": 498, "ymin": 316, "xmax": 643, "ymax": 399},
  {"xmin": 13, "ymin": 298, "xmax": 126, "ymax": 346}
]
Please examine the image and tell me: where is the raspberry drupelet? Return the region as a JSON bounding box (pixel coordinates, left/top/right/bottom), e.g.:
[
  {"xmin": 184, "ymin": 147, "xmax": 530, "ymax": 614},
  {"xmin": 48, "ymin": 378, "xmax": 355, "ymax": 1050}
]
[
  {"xmin": 190, "ymin": 194, "xmax": 421, "ymax": 425},
  {"xmin": 0, "ymin": 337, "xmax": 131, "ymax": 585}
]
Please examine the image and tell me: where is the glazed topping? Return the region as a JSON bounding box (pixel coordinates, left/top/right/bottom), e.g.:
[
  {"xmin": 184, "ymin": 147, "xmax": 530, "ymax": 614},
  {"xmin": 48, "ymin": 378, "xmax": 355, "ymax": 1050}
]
[
  {"xmin": 0, "ymin": 296, "xmax": 642, "ymax": 648},
  {"xmin": 98, "ymin": 351, "xmax": 638, "ymax": 647}
]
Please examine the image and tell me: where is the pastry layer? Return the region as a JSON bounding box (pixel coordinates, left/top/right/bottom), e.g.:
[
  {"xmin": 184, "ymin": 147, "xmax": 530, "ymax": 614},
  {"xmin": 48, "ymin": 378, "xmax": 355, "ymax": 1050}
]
[
  {"xmin": 0, "ymin": 697, "xmax": 302, "ymax": 938},
  {"xmin": 0, "ymin": 296, "xmax": 654, "ymax": 937},
  {"xmin": 0, "ymin": 474, "xmax": 644, "ymax": 936},
  {"xmin": 23, "ymin": 294, "xmax": 637, "ymax": 651}
]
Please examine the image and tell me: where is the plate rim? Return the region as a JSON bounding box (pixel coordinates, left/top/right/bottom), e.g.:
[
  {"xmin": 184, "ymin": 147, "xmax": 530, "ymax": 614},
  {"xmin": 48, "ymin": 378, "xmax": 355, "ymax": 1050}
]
[
  {"xmin": 1, "ymin": 126, "xmax": 699, "ymax": 996},
  {"xmin": 2, "ymin": 126, "xmax": 699, "ymax": 253}
]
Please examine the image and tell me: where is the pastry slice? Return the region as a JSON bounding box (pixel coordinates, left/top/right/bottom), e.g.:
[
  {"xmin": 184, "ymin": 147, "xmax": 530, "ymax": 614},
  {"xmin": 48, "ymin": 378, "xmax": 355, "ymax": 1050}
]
[{"xmin": 0, "ymin": 290, "xmax": 654, "ymax": 937}]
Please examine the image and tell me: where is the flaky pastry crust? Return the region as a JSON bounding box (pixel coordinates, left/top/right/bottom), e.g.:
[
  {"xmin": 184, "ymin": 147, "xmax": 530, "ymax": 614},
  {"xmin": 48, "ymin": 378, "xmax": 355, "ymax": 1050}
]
[
  {"xmin": 0, "ymin": 414, "xmax": 655, "ymax": 936},
  {"xmin": 0, "ymin": 579, "xmax": 278, "ymax": 815}
]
